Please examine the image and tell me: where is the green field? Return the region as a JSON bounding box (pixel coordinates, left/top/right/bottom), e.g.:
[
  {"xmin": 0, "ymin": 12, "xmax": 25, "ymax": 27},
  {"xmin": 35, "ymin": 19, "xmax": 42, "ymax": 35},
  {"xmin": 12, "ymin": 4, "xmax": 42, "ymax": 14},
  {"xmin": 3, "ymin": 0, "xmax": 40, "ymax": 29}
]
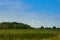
[{"xmin": 0, "ymin": 29, "xmax": 60, "ymax": 40}]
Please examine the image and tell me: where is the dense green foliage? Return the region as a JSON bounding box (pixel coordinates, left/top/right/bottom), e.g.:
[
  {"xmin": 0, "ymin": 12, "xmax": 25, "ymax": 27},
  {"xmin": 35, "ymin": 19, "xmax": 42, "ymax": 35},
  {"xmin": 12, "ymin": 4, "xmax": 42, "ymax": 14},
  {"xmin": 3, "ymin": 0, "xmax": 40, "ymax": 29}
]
[{"xmin": 0, "ymin": 22, "xmax": 32, "ymax": 29}]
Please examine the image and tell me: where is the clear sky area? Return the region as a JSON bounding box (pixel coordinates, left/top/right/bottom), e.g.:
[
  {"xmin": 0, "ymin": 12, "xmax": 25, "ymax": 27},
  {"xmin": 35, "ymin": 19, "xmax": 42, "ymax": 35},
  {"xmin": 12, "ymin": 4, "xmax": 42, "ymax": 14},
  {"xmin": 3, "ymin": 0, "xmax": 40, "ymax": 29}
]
[{"xmin": 0, "ymin": 0, "xmax": 60, "ymax": 28}]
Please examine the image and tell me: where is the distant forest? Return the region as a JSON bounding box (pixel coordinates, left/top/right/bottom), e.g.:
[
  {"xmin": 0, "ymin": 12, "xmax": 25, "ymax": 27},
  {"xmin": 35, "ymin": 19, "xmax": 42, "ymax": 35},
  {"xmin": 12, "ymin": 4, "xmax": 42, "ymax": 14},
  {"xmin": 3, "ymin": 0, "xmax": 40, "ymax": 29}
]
[{"xmin": 0, "ymin": 22, "xmax": 59, "ymax": 29}]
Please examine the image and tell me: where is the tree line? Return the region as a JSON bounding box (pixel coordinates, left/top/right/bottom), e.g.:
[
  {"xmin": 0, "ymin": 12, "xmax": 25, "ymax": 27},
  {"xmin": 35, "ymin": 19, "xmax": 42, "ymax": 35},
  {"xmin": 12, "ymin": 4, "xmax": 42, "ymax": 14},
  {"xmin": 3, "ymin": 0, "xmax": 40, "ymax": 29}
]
[
  {"xmin": 0, "ymin": 22, "xmax": 59, "ymax": 29},
  {"xmin": 0, "ymin": 22, "xmax": 32, "ymax": 29}
]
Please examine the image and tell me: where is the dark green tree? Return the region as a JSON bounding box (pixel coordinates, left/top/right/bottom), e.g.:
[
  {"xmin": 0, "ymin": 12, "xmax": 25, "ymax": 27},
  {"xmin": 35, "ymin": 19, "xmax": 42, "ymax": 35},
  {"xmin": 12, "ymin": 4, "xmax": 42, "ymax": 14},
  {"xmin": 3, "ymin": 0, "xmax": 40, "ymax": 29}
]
[
  {"xmin": 53, "ymin": 26, "xmax": 56, "ymax": 29},
  {"xmin": 0, "ymin": 22, "xmax": 32, "ymax": 29},
  {"xmin": 40, "ymin": 26, "xmax": 44, "ymax": 29}
]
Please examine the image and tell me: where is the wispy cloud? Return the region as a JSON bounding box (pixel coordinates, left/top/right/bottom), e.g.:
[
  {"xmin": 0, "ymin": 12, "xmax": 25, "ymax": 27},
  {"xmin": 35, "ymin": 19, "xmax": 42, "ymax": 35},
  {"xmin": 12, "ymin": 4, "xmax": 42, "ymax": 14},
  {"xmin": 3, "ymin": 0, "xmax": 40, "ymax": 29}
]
[
  {"xmin": 0, "ymin": 0, "xmax": 32, "ymax": 10},
  {"xmin": 0, "ymin": 0, "xmax": 60, "ymax": 28},
  {"xmin": 0, "ymin": 11, "xmax": 60, "ymax": 27}
]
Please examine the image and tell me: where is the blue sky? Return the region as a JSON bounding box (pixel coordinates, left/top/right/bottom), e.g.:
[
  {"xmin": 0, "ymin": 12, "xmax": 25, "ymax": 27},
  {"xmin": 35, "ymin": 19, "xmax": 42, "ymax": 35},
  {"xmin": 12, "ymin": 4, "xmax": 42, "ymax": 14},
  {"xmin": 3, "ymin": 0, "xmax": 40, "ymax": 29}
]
[{"xmin": 0, "ymin": 0, "xmax": 60, "ymax": 28}]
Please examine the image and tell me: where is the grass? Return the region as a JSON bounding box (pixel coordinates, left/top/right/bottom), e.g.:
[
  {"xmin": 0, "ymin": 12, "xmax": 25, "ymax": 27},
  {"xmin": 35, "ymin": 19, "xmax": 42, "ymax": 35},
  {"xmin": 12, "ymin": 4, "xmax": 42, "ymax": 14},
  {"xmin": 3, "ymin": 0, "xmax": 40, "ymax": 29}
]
[{"xmin": 0, "ymin": 29, "xmax": 59, "ymax": 40}]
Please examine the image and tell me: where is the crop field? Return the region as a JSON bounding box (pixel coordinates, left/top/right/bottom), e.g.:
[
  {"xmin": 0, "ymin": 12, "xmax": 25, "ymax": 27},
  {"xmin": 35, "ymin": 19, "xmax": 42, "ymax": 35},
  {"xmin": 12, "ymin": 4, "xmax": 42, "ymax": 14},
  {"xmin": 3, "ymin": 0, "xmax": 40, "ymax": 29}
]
[{"xmin": 0, "ymin": 29, "xmax": 60, "ymax": 40}]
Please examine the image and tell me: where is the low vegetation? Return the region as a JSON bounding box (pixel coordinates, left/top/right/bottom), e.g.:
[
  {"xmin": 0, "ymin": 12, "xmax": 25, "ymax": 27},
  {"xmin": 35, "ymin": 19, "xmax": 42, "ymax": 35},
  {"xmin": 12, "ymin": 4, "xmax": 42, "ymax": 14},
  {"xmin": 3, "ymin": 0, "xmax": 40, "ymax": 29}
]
[
  {"xmin": 0, "ymin": 22, "xmax": 59, "ymax": 40},
  {"xmin": 0, "ymin": 29, "xmax": 59, "ymax": 40}
]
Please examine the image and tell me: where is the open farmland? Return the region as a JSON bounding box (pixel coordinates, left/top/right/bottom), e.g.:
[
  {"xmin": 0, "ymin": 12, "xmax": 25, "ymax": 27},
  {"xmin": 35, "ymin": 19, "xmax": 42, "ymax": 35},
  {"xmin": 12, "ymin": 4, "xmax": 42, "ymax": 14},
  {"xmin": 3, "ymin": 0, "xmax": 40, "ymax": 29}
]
[{"xmin": 0, "ymin": 29, "xmax": 59, "ymax": 40}]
